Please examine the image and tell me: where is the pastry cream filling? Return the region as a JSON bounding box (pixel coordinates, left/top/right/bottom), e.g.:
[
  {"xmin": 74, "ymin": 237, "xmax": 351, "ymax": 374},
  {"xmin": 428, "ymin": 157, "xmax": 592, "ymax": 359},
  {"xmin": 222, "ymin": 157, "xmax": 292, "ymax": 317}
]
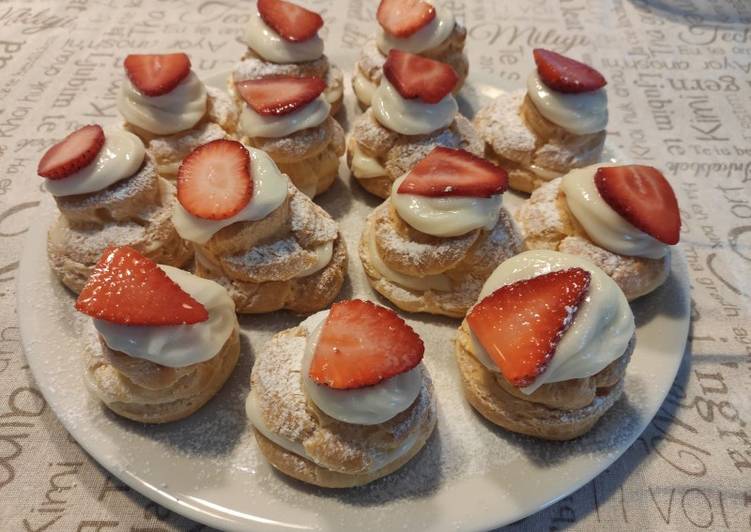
[
  {"xmin": 238, "ymin": 95, "xmax": 330, "ymax": 138},
  {"xmin": 244, "ymin": 9, "xmax": 323, "ymax": 64},
  {"xmin": 352, "ymin": 69, "xmax": 377, "ymax": 107},
  {"xmin": 468, "ymin": 250, "xmax": 634, "ymax": 395},
  {"xmin": 372, "ymin": 79, "xmax": 457, "ymax": 135},
  {"xmin": 562, "ymin": 164, "xmax": 669, "ymax": 259},
  {"xmin": 45, "ymin": 128, "xmax": 145, "ymax": 197},
  {"xmin": 350, "ymin": 142, "xmax": 387, "ymax": 178},
  {"xmin": 295, "ymin": 241, "xmax": 334, "ymax": 278},
  {"xmin": 377, "ymin": 5, "xmax": 455, "ymax": 55},
  {"xmin": 526, "ymin": 72, "xmax": 607, "ymax": 135},
  {"xmin": 529, "ymin": 164, "xmax": 561, "ymax": 181},
  {"xmin": 95, "ymin": 266, "xmax": 236, "ymax": 368},
  {"xmin": 172, "ymin": 147, "xmax": 289, "ymax": 244},
  {"xmin": 118, "ymin": 71, "xmax": 207, "ymax": 135},
  {"xmin": 390, "ymin": 175, "xmax": 501, "ymax": 237}
]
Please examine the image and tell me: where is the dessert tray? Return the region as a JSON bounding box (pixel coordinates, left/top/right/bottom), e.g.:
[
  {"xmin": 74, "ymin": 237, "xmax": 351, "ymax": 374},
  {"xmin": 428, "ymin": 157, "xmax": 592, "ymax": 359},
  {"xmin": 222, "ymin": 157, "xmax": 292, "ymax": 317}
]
[{"xmin": 18, "ymin": 68, "xmax": 690, "ymax": 531}]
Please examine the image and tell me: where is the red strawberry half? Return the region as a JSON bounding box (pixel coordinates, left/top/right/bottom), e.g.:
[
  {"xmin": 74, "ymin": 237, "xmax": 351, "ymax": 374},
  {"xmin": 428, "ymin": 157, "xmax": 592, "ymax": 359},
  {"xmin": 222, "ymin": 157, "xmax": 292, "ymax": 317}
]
[
  {"xmin": 397, "ymin": 147, "xmax": 508, "ymax": 198},
  {"xmin": 124, "ymin": 53, "xmax": 191, "ymax": 97},
  {"xmin": 595, "ymin": 165, "xmax": 680, "ymax": 245},
  {"xmin": 383, "ymin": 50, "xmax": 458, "ymax": 104},
  {"xmin": 76, "ymin": 246, "xmax": 208, "ymax": 325},
  {"xmin": 235, "ymin": 76, "xmax": 326, "ymax": 116},
  {"xmin": 258, "ymin": 0, "xmax": 323, "ymax": 42},
  {"xmin": 533, "ymin": 49, "xmax": 606, "ymax": 94},
  {"xmin": 309, "ymin": 299, "xmax": 425, "ymax": 390},
  {"xmin": 467, "ymin": 268, "xmax": 591, "ymax": 387},
  {"xmin": 377, "ymin": 0, "xmax": 435, "ymax": 38},
  {"xmin": 37, "ymin": 124, "xmax": 105, "ymax": 180},
  {"xmin": 177, "ymin": 139, "xmax": 253, "ymax": 220}
]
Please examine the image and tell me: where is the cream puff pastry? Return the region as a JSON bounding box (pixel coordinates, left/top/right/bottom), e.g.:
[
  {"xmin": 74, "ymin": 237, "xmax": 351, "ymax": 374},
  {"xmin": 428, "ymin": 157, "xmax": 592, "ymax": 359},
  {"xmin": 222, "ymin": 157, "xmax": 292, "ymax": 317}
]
[
  {"xmin": 172, "ymin": 138, "xmax": 346, "ymax": 313},
  {"xmin": 247, "ymin": 299, "xmax": 436, "ymax": 487},
  {"xmin": 352, "ymin": 0, "xmax": 468, "ymax": 109},
  {"xmin": 40, "ymin": 124, "xmax": 192, "ymax": 293},
  {"xmin": 76, "ymin": 245, "xmax": 240, "ymax": 423},
  {"xmin": 517, "ymin": 163, "xmax": 680, "ymax": 300},
  {"xmin": 474, "ymin": 49, "xmax": 608, "ymax": 193},
  {"xmin": 360, "ymin": 147, "xmax": 522, "ymax": 317},
  {"xmin": 348, "ymin": 50, "xmax": 483, "ymax": 199},
  {"xmin": 456, "ymin": 250, "xmax": 635, "ymax": 440}
]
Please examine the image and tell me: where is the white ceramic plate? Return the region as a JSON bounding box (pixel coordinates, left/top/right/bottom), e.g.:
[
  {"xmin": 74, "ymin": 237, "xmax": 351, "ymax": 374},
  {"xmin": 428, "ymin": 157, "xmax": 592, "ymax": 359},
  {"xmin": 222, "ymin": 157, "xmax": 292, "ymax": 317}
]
[{"xmin": 18, "ymin": 70, "xmax": 689, "ymax": 531}]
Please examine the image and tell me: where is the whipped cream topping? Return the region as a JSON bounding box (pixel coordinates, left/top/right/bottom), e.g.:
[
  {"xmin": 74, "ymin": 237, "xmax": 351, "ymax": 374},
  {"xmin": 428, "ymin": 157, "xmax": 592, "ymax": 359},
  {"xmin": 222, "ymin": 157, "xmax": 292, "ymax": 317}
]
[
  {"xmin": 561, "ymin": 165, "xmax": 669, "ymax": 259},
  {"xmin": 118, "ymin": 71, "xmax": 207, "ymax": 135},
  {"xmin": 238, "ymin": 95, "xmax": 330, "ymax": 138},
  {"xmin": 526, "ymin": 71, "xmax": 607, "ymax": 135},
  {"xmin": 390, "ymin": 175, "xmax": 501, "ymax": 237},
  {"xmin": 468, "ymin": 250, "xmax": 634, "ymax": 394},
  {"xmin": 300, "ymin": 311, "xmax": 423, "ymax": 425},
  {"xmin": 172, "ymin": 147, "xmax": 289, "ymax": 244},
  {"xmin": 244, "ymin": 8, "xmax": 323, "ymax": 64},
  {"xmin": 94, "ymin": 265, "xmax": 236, "ymax": 368},
  {"xmin": 372, "ymin": 79, "xmax": 457, "ymax": 135},
  {"xmin": 352, "ymin": 69, "xmax": 378, "ymax": 106},
  {"xmin": 377, "ymin": 5, "xmax": 455, "ymax": 55},
  {"xmin": 45, "ymin": 128, "xmax": 145, "ymax": 197},
  {"xmin": 349, "ymin": 142, "xmax": 386, "ymax": 178}
]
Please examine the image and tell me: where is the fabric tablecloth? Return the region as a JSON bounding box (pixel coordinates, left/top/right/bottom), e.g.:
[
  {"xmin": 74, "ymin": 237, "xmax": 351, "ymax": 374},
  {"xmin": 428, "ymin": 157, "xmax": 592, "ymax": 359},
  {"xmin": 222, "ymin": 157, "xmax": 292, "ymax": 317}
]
[{"xmin": 1, "ymin": 0, "xmax": 750, "ymax": 530}]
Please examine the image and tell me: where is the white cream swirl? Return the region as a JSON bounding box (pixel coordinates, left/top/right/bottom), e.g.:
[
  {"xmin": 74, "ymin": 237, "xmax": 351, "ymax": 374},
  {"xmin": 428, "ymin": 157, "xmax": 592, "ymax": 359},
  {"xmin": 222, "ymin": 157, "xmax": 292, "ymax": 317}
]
[
  {"xmin": 469, "ymin": 250, "xmax": 634, "ymax": 394},
  {"xmin": 244, "ymin": 9, "xmax": 323, "ymax": 64},
  {"xmin": 238, "ymin": 95, "xmax": 330, "ymax": 138},
  {"xmin": 172, "ymin": 147, "xmax": 289, "ymax": 244},
  {"xmin": 352, "ymin": 70, "xmax": 378, "ymax": 107},
  {"xmin": 94, "ymin": 266, "xmax": 237, "ymax": 368},
  {"xmin": 527, "ymin": 71, "xmax": 607, "ymax": 135},
  {"xmin": 562, "ymin": 164, "xmax": 669, "ymax": 259},
  {"xmin": 377, "ymin": 6, "xmax": 455, "ymax": 54},
  {"xmin": 372, "ymin": 79, "xmax": 457, "ymax": 135},
  {"xmin": 45, "ymin": 128, "xmax": 145, "ymax": 197},
  {"xmin": 349, "ymin": 142, "xmax": 387, "ymax": 178},
  {"xmin": 390, "ymin": 175, "xmax": 501, "ymax": 237},
  {"xmin": 118, "ymin": 71, "xmax": 207, "ymax": 135}
]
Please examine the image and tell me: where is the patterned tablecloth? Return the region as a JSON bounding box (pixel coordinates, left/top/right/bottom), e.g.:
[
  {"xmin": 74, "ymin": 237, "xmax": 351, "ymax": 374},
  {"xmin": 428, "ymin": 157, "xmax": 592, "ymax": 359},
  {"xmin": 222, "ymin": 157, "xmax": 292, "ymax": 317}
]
[{"xmin": 1, "ymin": 0, "xmax": 750, "ymax": 530}]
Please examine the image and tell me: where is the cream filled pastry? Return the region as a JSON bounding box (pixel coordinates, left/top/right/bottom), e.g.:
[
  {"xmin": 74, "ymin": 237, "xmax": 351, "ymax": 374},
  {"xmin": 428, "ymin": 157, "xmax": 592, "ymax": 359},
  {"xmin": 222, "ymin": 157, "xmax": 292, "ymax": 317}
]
[
  {"xmin": 474, "ymin": 48, "xmax": 609, "ymax": 193},
  {"xmin": 174, "ymin": 139, "xmax": 346, "ymax": 314},
  {"xmin": 360, "ymin": 147, "xmax": 522, "ymax": 317},
  {"xmin": 517, "ymin": 163, "xmax": 680, "ymax": 300},
  {"xmin": 352, "ymin": 0, "xmax": 468, "ymax": 109},
  {"xmin": 247, "ymin": 299, "xmax": 436, "ymax": 488},
  {"xmin": 456, "ymin": 250, "xmax": 635, "ymax": 440},
  {"xmin": 40, "ymin": 124, "xmax": 192, "ymax": 293},
  {"xmin": 77, "ymin": 246, "xmax": 240, "ymax": 423},
  {"xmin": 348, "ymin": 50, "xmax": 483, "ymax": 199}
]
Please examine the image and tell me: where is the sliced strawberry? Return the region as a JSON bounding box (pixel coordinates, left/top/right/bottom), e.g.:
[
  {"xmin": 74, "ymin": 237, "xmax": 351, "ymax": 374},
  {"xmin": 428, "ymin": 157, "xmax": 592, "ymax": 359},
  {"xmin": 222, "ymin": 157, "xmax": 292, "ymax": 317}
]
[
  {"xmin": 37, "ymin": 125, "xmax": 105, "ymax": 180},
  {"xmin": 124, "ymin": 53, "xmax": 191, "ymax": 97},
  {"xmin": 383, "ymin": 50, "xmax": 458, "ymax": 104},
  {"xmin": 76, "ymin": 246, "xmax": 208, "ymax": 325},
  {"xmin": 309, "ymin": 300, "xmax": 424, "ymax": 390},
  {"xmin": 397, "ymin": 147, "xmax": 508, "ymax": 198},
  {"xmin": 533, "ymin": 48, "xmax": 606, "ymax": 93},
  {"xmin": 467, "ymin": 268, "xmax": 591, "ymax": 388},
  {"xmin": 235, "ymin": 76, "xmax": 326, "ymax": 116},
  {"xmin": 377, "ymin": 0, "xmax": 435, "ymax": 38},
  {"xmin": 258, "ymin": 0, "xmax": 323, "ymax": 42},
  {"xmin": 177, "ymin": 139, "xmax": 252, "ymax": 220},
  {"xmin": 595, "ymin": 165, "xmax": 680, "ymax": 245}
]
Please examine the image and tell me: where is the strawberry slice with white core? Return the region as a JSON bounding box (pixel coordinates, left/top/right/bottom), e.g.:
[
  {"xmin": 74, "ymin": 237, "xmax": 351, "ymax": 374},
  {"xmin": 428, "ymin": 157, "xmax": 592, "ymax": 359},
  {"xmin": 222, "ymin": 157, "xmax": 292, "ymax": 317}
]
[
  {"xmin": 595, "ymin": 165, "xmax": 681, "ymax": 245},
  {"xmin": 76, "ymin": 245, "xmax": 209, "ymax": 325},
  {"xmin": 37, "ymin": 124, "xmax": 105, "ymax": 180},
  {"xmin": 235, "ymin": 76, "xmax": 326, "ymax": 116},
  {"xmin": 467, "ymin": 268, "xmax": 591, "ymax": 388},
  {"xmin": 533, "ymin": 48, "xmax": 606, "ymax": 94},
  {"xmin": 397, "ymin": 146, "xmax": 508, "ymax": 198},
  {"xmin": 257, "ymin": 0, "xmax": 323, "ymax": 42},
  {"xmin": 124, "ymin": 53, "xmax": 191, "ymax": 97},
  {"xmin": 377, "ymin": 0, "xmax": 436, "ymax": 38},
  {"xmin": 309, "ymin": 299, "xmax": 425, "ymax": 390},
  {"xmin": 177, "ymin": 139, "xmax": 253, "ymax": 221},
  {"xmin": 383, "ymin": 49, "xmax": 458, "ymax": 104}
]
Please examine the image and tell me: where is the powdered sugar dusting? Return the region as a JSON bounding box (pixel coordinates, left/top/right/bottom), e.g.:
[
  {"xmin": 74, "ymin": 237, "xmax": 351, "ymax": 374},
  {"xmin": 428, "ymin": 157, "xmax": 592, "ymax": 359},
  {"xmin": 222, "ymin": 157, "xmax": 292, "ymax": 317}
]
[{"xmin": 475, "ymin": 89, "xmax": 536, "ymax": 154}]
